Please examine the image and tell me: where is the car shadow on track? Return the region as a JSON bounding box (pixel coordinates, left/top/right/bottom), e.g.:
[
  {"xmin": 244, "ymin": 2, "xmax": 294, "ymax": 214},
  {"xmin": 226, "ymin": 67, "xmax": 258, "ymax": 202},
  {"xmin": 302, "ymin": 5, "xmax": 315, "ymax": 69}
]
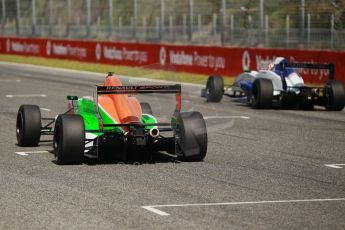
[
  {"xmin": 50, "ymin": 151, "xmax": 181, "ymax": 166},
  {"xmin": 230, "ymin": 98, "xmax": 326, "ymax": 111},
  {"xmin": 17, "ymin": 142, "xmax": 182, "ymax": 166}
]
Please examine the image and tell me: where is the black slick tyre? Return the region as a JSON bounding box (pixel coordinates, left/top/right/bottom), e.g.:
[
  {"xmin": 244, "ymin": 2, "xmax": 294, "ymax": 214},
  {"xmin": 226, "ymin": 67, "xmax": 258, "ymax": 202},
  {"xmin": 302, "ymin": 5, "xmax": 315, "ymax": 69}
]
[
  {"xmin": 176, "ymin": 111, "xmax": 207, "ymax": 161},
  {"xmin": 324, "ymin": 80, "xmax": 345, "ymax": 111},
  {"xmin": 140, "ymin": 102, "xmax": 153, "ymax": 115},
  {"xmin": 16, "ymin": 105, "xmax": 42, "ymax": 147},
  {"xmin": 206, "ymin": 75, "xmax": 224, "ymax": 102},
  {"xmin": 54, "ymin": 114, "xmax": 85, "ymax": 164},
  {"xmin": 252, "ymin": 78, "xmax": 273, "ymax": 109}
]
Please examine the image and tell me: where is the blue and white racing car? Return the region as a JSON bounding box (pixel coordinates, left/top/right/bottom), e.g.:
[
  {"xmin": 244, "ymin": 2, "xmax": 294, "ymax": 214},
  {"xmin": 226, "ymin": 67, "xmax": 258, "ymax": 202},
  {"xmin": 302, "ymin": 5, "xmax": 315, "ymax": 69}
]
[{"xmin": 201, "ymin": 57, "xmax": 345, "ymax": 111}]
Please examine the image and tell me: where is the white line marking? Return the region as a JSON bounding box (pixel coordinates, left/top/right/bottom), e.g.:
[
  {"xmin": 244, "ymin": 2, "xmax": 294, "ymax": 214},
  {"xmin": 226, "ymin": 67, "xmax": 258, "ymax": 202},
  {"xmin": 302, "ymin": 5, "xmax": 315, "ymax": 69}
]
[
  {"xmin": 325, "ymin": 164, "xmax": 345, "ymax": 169},
  {"xmin": 15, "ymin": 152, "xmax": 29, "ymax": 156},
  {"xmin": 0, "ymin": 79, "xmax": 21, "ymax": 82},
  {"xmin": 142, "ymin": 198, "xmax": 345, "ymax": 216},
  {"xmin": 142, "ymin": 206, "xmax": 171, "ymax": 216},
  {"xmin": 6, "ymin": 94, "xmax": 47, "ymax": 98},
  {"xmin": 40, "ymin": 108, "xmax": 51, "ymax": 112},
  {"xmin": 204, "ymin": 116, "xmax": 250, "ymax": 120},
  {"xmin": 15, "ymin": 150, "xmax": 49, "ymax": 156}
]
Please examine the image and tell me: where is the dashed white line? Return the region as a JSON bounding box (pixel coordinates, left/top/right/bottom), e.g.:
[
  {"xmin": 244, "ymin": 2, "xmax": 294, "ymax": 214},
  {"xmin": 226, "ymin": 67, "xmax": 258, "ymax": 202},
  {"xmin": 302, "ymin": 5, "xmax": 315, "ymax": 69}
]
[
  {"xmin": 142, "ymin": 206, "xmax": 171, "ymax": 216},
  {"xmin": 204, "ymin": 115, "xmax": 250, "ymax": 120},
  {"xmin": 15, "ymin": 152, "xmax": 29, "ymax": 156},
  {"xmin": 15, "ymin": 151, "xmax": 49, "ymax": 156},
  {"xmin": 325, "ymin": 164, "xmax": 345, "ymax": 169},
  {"xmin": 142, "ymin": 198, "xmax": 345, "ymax": 216},
  {"xmin": 40, "ymin": 108, "xmax": 51, "ymax": 112},
  {"xmin": 6, "ymin": 94, "xmax": 47, "ymax": 98}
]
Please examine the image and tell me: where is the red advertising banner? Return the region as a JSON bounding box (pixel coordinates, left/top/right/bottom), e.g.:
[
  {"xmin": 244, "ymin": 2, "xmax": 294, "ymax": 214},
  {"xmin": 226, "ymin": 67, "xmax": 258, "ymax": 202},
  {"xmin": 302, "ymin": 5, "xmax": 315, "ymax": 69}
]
[{"xmin": 0, "ymin": 36, "xmax": 344, "ymax": 84}]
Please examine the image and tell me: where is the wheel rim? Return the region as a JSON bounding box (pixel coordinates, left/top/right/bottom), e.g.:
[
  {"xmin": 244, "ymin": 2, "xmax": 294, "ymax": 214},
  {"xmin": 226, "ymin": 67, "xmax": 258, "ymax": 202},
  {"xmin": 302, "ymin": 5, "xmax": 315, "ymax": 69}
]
[
  {"xmin": 325, "ymin": 85, "xmax": 332, "ymax": 109},
  {"xmin": 53, "ymin": 125, "xmax": 60, "ymax": 154},
  {"xmin": 175, "ymin": 121, "xmax": 187, "ymax": 156},
  {"xmin": 252, "ymin": 84, "xmax": 259, "ymax": 105},
  {"xmin": 206, "ymin": 79, "xmax": 212, "ymax": 94},
  {"xmin": 16, "ymin": 113, "xmax": 23, "ymax": 139}
]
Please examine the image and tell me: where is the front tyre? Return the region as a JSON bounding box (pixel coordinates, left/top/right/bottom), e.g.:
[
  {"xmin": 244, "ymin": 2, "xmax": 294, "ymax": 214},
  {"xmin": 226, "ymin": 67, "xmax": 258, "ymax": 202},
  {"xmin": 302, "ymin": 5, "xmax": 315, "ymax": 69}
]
[
  {"xmin": 324, "ymin": 80, "xmax": 345, "ymax": 111},
  {"xmin": 16, "ymin": 105, "xmax": 42, "ymax": 147},
  {"xmin": 176, "ymin": 111, "xmax": 207, "ymax": 161},
  {"xmin": 252, "ymin": 78, "xmax": 273, "ymax": 109},
  {"xmin": 54, "ymin": 114, "xmax": 85, "ymax": 164},
  {"xmin": 206, "ymin": 75, "xmax": 224, "ymax": 102}
]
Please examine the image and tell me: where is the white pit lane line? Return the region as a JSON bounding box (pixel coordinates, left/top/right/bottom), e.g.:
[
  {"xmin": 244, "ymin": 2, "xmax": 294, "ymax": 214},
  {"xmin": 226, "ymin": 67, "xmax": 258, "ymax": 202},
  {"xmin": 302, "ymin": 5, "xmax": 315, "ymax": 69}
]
[
  {"xmin": 6, "ymin": 94, "xmax": 47, "ymax": 98},
  {"xmin": 142, "ymin": 198, "xmax": 345, "ymax": 216},
  {"xmin": 15, "ymin": 151, "xmax": 49, "ymax": 156},
  {"xmin": 325, "ymin": 164, "xmax": 345, "ymax": 169}
]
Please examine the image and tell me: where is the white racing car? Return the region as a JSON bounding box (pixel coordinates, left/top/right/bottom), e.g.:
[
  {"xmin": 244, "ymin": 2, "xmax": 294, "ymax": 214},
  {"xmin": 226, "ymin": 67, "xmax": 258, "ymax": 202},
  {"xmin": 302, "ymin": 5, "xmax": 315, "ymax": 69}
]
[{"xmin": 201, "ymin": 57, "xmax": 345, "ymax": 110}]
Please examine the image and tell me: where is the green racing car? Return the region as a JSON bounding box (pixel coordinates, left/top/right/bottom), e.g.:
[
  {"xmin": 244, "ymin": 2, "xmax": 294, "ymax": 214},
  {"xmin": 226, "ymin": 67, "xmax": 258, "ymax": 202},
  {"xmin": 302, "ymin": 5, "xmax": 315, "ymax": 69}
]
[{"xmin": 16, "ymin": 73, "xmax": 208, "ymax": 164}]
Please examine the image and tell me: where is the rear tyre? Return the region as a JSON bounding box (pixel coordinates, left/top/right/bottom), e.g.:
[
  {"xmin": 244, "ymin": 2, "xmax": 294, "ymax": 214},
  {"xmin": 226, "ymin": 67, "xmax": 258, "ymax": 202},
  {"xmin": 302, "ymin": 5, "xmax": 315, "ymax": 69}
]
[
  {"xmin": 206, "ymin": 75, "xmax": 224, "ymax": 102},
  {"xmin": 54, "ymin": 114, "xmax": 85, "ymax": 164},
  {"xmin": 324, "ymin": 80, "xmax": 345, "ymax": 111},
  {"xmin": 176, "ymin": 112, "xmax": 207, "ymax": 161},
  {"xmin": 16, "ymin": 105, "xmax": 41, "ymax": 147},
  {"xmin": 252, "ymin": 78, "xmax": 273, "ymax": 109},
  {"xmin": 140, "ymin": 102, "xmax": 153, "ymax": 115}
]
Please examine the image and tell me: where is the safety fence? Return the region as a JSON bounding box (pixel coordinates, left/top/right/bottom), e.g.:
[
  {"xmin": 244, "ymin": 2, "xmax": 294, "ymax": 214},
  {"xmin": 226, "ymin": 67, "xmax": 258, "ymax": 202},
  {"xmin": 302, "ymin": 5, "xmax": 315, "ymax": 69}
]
[{"xmin": 2, "ymin": 0, "xmax": 345, "ymax": 50}]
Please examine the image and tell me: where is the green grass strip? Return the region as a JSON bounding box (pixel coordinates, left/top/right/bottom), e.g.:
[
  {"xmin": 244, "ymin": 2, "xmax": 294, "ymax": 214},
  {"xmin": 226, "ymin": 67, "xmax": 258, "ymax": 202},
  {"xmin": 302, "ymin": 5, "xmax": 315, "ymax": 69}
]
[{"xmin": 0, "ymin": 54, "xmax": 234, "ymax": 85}]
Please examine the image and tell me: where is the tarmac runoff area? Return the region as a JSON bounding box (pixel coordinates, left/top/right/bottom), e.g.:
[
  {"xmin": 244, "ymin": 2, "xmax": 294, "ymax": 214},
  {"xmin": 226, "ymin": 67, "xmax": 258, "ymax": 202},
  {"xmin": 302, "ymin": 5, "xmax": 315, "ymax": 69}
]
[{"xmin": 0, "ymin": 62, "xmax": 344, "ymax": 229}]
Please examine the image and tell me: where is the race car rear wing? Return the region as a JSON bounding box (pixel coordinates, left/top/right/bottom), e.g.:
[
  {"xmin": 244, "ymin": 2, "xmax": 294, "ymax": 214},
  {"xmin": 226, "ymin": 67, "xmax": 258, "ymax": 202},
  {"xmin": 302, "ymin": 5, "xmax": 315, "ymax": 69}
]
[
  {"xmin": 279, "ymin": 62, "xmax": 334, "ymax": 90},
  {"xmin": 97, "ymin": 85, "xmax": 182, "ymax": 95},
  {"xmin": 279, "ymin": 62, "xmax": 334, "ymax": 80},
  {"xmin": 96, "ymin": 84, "xmax": 181, "ymax": 111},
  {"xmin": 94, "ymin": 84, "xmax": 182, "ymax": 130}
]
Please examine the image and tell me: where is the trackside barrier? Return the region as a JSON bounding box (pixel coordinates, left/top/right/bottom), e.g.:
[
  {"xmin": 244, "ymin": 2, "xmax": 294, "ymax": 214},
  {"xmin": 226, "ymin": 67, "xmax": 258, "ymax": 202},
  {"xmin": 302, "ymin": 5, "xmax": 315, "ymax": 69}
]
[{"xmin": 0, "ymin": 37, "xmax": 344, "ymax": 84}]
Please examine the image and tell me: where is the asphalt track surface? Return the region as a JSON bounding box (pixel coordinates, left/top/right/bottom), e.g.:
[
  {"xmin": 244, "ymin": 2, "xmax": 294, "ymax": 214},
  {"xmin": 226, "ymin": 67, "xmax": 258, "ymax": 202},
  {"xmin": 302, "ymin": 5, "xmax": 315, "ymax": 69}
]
[{"xmin": 0, "ymin": 62, "xmax": 344, "ymax": 229}]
